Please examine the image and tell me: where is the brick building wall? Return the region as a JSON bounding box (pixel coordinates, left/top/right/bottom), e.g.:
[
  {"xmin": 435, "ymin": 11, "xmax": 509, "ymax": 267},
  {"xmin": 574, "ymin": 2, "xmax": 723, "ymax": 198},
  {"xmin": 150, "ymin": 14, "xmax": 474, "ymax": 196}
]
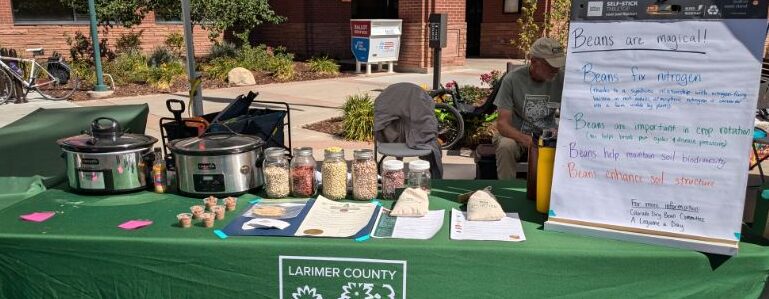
[
  {"xmin": 480, "ymin": 0, "xmax": 547, "ymax": 58},
  {"xmin": 388, "ymin": 0, "xmax": 467, "ymax": 72},
  {"xmin": 252, "ymin": 0, "xmax": 352, "ymax": 59},
  {"xmin": 255, "ymin": 0, "xmax": 466, "ymax": 72},
  {"xmin": 0, "ymin": 0, "xmax": 213, "ymax": 60}
]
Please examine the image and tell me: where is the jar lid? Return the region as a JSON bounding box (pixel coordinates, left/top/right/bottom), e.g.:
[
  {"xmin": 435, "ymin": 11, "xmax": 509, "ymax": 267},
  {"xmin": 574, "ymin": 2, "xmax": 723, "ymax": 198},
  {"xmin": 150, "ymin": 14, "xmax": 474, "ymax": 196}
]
[
  {"xmin": 383, "ymin": 160, "xmax": 404, "ymax": 171},
  {"xmin": 324, "ymin": 147, "xmax": 344, "ymax": 158},
  {"xmin": 169, "ymin": 133, "xmax": 264, "ymax": 156},
  {"xmin": 57, "ymin": 117, "xmax": 157, "ymax": 153},
  {"xmin": 294, "ymin": 147, "xmax": 313, "ymax": 156},
  {"xmin": 409, "ymin": 160, "xmax": 430, "ymax": 171},
  {"xmin": 265, "ymin": 147, "xmax": 288, "ymax": 157},
  {"xmin": 354, "ymin": 149, "xmax": 373, "ymax": 159}
]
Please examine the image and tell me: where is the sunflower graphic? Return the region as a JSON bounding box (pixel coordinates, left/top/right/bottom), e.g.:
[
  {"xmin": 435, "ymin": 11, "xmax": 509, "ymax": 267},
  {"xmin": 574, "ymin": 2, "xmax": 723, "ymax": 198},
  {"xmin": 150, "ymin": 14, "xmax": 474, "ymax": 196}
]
[
  {"xmin": 292, "ymin": 285, "xmax": 323, "ymax": 299},
  {"xmin": 338, "ymin": 282, "xmax": 375, "ymax": 299}
]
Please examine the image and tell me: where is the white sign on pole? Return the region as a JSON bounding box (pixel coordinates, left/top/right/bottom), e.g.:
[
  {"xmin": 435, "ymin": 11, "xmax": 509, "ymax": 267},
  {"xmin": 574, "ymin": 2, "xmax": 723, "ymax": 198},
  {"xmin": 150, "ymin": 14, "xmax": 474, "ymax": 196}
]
[{"xmin": 545, "ymin": 1, "xmax": 768, "ymax": 255}]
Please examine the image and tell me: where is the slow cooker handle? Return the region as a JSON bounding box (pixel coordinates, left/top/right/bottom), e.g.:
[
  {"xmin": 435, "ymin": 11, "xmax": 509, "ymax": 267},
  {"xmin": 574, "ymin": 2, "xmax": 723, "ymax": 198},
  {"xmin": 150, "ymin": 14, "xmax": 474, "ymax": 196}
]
[{"xmin": 90, "ymin": 117, "xmax": 123, "ymax": 140}]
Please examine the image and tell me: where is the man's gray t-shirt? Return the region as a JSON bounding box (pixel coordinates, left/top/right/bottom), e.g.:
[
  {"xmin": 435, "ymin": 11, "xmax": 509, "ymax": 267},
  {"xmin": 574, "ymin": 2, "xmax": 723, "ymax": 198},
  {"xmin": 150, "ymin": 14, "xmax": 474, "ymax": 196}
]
[{"xmin": 493, "ymin": 66, "xmax": 565, "ymax": 134}]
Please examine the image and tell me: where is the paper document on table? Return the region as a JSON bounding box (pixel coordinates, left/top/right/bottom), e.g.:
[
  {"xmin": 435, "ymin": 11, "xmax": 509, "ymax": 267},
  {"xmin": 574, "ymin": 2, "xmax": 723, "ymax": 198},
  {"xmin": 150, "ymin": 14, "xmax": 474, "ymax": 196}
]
[
  {"xmin": 372, "ymin": 209, "xmax": 444, "ymax": 239},
  {"xmin": 294, "ymin": 196, "xmax": 377, "ymax": 237},
  {"xmin": 450, "ymin": 208, "xmax": 526, "ymax": 242}
]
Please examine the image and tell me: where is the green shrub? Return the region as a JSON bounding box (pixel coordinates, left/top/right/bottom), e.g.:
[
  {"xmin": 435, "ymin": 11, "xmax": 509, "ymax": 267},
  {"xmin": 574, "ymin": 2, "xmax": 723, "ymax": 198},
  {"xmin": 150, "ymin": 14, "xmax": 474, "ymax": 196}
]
[
  {"xmin": 66, "ymin": 31, "xmax": 115, "ymax": 62},
  {"xmin": 165, "ymin": 32, "xmax": 184, "ymax": 56},
  {"xmin": 69, "ymin": 60, "xmax": 96, "ymax": 86},
  {"xmin": 342, "ymin": 93, "xmax": 374, "ymax": 141},
  {"xmin": 115, "ymin": 30, "xmax": 143, "ymax": 54},
  {"xmin": 307, "ymin": 56, "xmax": 339, "ymax": 75},
  {"xmin": 209, "ymin": 42, "xmax": 238, "ymax": 59},
  {"xmin": 148, "ymin": 47, "xmax": 179, "ymax": 68},
  {"xmin": 268, "ymin": 55, "xmax": 294, "ymax": 81},
  {"xmin": 105, "ymin": 52, "xmax": 149, "ymax": 84},
  {"xmin": 147, "ymin": 61, "xmax": 185, "ymax": 90},
  {"xmin": 204, "ymin": 57, "xmax": 240, "ymax": 81},
  {"xmin": 236, "ymin": 44, "xmax": 272, "ymax": 71}
]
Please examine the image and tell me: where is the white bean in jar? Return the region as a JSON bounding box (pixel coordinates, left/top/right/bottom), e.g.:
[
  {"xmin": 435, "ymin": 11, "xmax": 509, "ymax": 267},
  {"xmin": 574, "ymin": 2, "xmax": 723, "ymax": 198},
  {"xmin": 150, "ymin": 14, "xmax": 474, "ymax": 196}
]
[
  {"xmin": 352, "ymin": 151, "xmax": 377, "ymax": 200},
  {"xmin": 264, "ymin": 165, "xmax": 290, "ymax": 198}
]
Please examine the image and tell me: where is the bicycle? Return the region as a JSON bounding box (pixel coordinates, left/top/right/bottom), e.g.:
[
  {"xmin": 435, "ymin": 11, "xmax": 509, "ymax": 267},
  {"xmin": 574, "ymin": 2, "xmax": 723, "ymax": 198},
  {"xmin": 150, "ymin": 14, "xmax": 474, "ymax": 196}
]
[
  {"xmin": 430, "ymin": 79, "xmax": 501, "ymax": 149},
  {"xmin": 0, "ymin": 48, "xmax": 80, "ymax": 104}
]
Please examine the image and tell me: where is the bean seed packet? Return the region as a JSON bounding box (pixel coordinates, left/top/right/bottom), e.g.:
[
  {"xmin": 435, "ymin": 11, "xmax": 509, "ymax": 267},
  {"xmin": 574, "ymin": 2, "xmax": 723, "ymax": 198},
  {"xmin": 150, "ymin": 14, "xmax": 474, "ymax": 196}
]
[
  {"xmin": 390, "ymin": 187, "xmax": 429, "ymax": 217},
  {"xmin": 464, "ymin": 187, "xmax": 505, "ymax": 221}
]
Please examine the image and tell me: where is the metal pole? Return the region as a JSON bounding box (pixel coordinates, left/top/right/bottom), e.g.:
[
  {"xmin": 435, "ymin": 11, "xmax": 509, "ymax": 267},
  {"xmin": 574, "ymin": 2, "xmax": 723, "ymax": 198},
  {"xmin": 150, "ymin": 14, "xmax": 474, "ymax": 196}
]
[
  {"xmin": 182, "ymin": 0, "xmax": 204, "ymax": 116},
  {"xmin": 87, "ymin": 0, "xmax": 107, "ymax": 92},
  {"xmin": 432, "ymin": 48, "xmax": 441, "ymax": 90}
]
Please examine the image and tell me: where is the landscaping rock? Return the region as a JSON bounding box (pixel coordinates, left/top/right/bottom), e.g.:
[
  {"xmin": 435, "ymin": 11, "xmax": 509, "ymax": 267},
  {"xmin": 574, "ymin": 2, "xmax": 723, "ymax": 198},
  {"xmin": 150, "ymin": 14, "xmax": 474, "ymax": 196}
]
[{"xmin": 227, "ymin": 67, "xmax": 256, "ymax": 86}]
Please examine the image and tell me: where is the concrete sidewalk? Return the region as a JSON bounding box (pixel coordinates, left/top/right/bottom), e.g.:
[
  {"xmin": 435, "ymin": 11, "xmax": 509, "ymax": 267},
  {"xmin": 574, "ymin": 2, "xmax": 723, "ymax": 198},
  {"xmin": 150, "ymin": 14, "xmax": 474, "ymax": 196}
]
[{"xmin": 1, "ymin": 58, "xmax": 519, "ymax": 179}]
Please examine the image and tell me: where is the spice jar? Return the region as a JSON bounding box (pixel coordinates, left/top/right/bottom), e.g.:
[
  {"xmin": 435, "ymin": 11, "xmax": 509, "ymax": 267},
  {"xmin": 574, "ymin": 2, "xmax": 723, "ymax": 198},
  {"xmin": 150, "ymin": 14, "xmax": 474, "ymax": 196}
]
[
  {"xmin": 352, "ymin": 149, "xmax": 378, "ymax": 200},
  {"xmin": 381, "ymin": 160, "xmax": 405, "ymax": 200},
  {"xmin": 321, "ymin": 147, "xmax": 347, "ymax": 200},
  {"xmin": 407, "ymin": 160, "xmax": 431, "ymax": 194},
  {"xmin": 290, "ymin": 147, "xmax": 317, "ymax": 197},
  {"xmin": 263, "ymin": 147, "xmax": 290, "ymax": 198}
]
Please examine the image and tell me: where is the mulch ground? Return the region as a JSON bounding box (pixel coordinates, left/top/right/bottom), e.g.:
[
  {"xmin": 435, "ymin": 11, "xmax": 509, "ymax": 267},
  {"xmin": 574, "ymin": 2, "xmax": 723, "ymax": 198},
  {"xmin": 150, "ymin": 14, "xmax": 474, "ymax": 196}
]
[
  {"xmin": 303, "ymin": 117, "xmax": 345, "ymax": 137},
  {"xmin": 70, "ymin": 62, "xmax": 353, "ymax": 102}
]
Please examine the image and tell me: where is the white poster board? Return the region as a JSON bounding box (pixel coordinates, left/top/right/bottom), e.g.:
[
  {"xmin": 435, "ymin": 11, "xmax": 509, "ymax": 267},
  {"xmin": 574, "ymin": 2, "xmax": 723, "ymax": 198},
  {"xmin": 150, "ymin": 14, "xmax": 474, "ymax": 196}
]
[{"xmin": 545, "ymin": 4, "xmax": 768, "ymax": 255}]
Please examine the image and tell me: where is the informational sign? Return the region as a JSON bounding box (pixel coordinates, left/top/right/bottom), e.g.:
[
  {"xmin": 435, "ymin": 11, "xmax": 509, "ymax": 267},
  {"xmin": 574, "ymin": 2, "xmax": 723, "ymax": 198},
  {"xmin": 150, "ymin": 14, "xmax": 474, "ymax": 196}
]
[
  {"xmin": 545, "ymin": 0, "xmax": 768, "ymax": 255},
  {"xmin": 279, "ymin": 256, "xmax": 407, "ymax": 299},
  {"xmin": 350, "ymin": 19, "xmax": 402, "ymax": 63}
]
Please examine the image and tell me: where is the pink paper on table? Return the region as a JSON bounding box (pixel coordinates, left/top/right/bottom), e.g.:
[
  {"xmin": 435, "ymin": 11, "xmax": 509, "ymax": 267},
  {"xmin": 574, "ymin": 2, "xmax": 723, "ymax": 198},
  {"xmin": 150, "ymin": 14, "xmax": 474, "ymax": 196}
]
[
  {"xmin": 118, "ymin": 220, "xmax": 153, "ymax": 230},
  {"xmin": 20, "ymin": 212, "xmax": 56, "ymax": 222}
]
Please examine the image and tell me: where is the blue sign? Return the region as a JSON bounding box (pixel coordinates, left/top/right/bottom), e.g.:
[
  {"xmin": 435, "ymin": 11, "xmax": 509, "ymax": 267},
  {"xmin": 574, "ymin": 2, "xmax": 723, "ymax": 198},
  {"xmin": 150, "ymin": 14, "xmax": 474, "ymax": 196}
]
[{"xmin": 351, "ymin": 37, "xmax": 370, "ymax": 63}]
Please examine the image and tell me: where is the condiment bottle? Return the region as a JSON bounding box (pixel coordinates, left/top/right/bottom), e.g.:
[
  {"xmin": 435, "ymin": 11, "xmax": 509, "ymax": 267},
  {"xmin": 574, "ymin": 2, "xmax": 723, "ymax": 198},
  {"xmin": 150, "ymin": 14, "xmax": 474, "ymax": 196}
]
[
  {"xmin": 407, "ymin": 160, "xmax": 431, "ymax": 194},
  {"xmin": 152, "ymin": 147, "xmax": 167, "ymax": 193}
]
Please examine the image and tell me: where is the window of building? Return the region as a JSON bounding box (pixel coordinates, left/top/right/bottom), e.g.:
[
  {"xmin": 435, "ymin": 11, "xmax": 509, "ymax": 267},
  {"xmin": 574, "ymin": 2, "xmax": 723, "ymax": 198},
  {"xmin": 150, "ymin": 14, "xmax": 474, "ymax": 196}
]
[
  {"xmin": 503, "ymin": 0, "xmax": 520, "ymax": 13},
  {"xmin": 155, "ymin": 6, "xmax": 182, "ymax": 24},
  {"xmin": 11, "ymin": 0, "xmax": 88, "ymax": 24}
]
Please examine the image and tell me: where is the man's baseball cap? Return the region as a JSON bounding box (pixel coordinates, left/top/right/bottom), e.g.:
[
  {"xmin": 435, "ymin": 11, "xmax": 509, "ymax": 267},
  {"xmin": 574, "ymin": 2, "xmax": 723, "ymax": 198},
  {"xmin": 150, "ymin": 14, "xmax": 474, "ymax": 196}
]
[{"xmin": 530, "ymin": 37, "xmax": 566, "ymax": 68}]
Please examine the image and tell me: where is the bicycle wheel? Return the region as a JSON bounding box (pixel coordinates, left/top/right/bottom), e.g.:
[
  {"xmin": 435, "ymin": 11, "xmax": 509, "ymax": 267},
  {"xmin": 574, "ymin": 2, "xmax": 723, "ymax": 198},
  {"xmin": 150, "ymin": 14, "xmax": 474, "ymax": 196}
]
[
  {"xmin": 435, "ymin": 103, "xmax": 465, "ymax": 150},
  {"xmin": 0, "ymin": 69, "xmax": 14, "ymax": 104},
  {"xmin": 35, "ymin": 61, "xmax": 79, "ymax": 101}
]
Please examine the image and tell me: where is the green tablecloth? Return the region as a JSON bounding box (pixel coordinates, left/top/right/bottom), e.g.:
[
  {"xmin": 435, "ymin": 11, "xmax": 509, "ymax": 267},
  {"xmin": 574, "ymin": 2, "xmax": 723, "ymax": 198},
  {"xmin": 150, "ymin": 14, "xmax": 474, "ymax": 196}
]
[
  {"xmin": 0, "ymin": 176, "xmax": 45, "ymax": 211},
  {"xmin": 0, "ymin": 180, "xmax": 767, "ymax": 298},
  {"xmin": 0, "ymin": 105, "xmax": 150, "ymax": 187}
]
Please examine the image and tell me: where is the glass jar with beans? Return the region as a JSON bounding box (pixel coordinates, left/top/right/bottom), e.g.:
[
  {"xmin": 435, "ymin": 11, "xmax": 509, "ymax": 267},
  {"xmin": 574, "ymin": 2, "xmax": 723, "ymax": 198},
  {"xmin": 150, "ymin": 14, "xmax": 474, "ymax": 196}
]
[
  {"xmin": 351, "ymin": 149, "xmax": 378, "ymax": 200},
  {"xmin": 321, "ymin": 147, "xmax": 347, "ymax": 200},
  {"xmin": 290, "ymin": 147, "xmax": 317, "ymax": 197},
  {"xmin": 263, "ymin": 147, "xmax": 290, "ymax": 198},
  {"xmin": 381, "ymin": 160, "xmax": 404, "ymax": 200}
]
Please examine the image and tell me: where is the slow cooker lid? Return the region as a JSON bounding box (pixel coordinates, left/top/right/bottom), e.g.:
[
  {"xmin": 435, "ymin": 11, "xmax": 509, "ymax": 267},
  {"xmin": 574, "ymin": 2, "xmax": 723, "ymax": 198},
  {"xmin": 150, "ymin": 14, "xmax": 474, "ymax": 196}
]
[
  {"xmin": 170, "ymin": 133, "xmax": 264, "ymax": 155},
  {"xmin": 57, "ymin": 117, "xmax": 157, "ymax": 153}
]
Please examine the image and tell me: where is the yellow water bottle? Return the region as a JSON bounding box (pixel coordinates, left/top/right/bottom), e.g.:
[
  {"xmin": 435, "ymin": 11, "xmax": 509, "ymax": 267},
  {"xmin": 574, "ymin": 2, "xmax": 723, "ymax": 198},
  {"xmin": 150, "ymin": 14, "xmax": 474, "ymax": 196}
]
[{"xmin": 536, "ymin": 130, "xmax": 557, "ymax": 214}]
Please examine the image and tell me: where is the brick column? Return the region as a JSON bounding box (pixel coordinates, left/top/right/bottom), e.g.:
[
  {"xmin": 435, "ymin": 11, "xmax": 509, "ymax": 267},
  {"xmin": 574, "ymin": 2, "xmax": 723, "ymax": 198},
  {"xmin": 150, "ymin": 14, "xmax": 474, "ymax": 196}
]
[
  {"xmin": 398, "ymin": 0, "xmax": 466, "ymax": 73},
  {"xmin": 0, "ymin": 0, "xmax": 13, "ymax": 25}
]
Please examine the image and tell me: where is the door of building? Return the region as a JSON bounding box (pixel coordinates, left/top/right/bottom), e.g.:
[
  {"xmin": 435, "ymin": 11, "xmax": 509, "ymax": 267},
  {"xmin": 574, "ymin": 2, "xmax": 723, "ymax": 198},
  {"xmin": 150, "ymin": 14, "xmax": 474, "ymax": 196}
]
[{"xmin": 466, "ymin": 0, "xmax": 483, "ymax": 57}]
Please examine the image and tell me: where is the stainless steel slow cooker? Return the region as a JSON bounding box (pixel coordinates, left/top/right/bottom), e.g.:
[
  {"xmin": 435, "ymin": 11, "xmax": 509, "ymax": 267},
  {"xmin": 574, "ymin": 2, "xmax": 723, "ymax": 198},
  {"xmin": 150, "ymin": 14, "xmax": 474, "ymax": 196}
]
[
  {"xmin": 169, "ymin": 132, "xmax": 265, "ymax": 197},
  {"xmin": 57, "ymin": 117, "xmax": 158, "ymax": 194}
]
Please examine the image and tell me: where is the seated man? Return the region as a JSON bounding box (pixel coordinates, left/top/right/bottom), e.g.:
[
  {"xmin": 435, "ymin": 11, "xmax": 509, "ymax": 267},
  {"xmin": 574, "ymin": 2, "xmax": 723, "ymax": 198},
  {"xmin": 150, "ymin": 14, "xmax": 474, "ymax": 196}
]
[{"xmin": 493, "ymin": 37, "xmax": 565, "ymax": 180}]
